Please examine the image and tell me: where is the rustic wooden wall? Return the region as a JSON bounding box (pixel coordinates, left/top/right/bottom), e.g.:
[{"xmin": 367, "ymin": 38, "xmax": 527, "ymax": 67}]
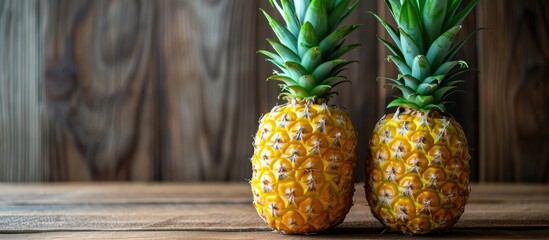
[
  {"xmin": 43, "ymin": 0, "xmax": 156, "ymax": 181},
  {"xmin": 478, "ymin": 0, "xmax": 549, "ymax": 182},
  {"xmin": 0, "ymin": 0, "xmax": 45, "ymax": 182},
  {"xmin": 156, "ymin": 0, "xmax": 261, "ymax": 181},
  {"xmin": 0, "ymin": 0, "xmax": 547, "ymax": 182}
]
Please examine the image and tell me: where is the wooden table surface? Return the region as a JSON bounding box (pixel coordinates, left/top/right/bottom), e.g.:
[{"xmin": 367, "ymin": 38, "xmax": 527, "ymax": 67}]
[{"xmin": 0, "ymin": 183, "xmax": 548, "ymax": 239}]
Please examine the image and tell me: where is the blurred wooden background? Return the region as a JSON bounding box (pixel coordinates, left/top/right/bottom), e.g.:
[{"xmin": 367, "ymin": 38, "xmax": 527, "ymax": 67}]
[{"xmin": 0, "ymin": 0, "xmax": 547, "ymax": 182}]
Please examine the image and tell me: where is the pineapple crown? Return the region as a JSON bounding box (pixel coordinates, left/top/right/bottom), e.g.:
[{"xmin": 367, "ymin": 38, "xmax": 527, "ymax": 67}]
[
  {"xmin": 260, "ymin": 0, "xmax": 360, "ymax": 101},
  {"xmin": 373, "ymin": 0, "xmax": 479, "ymax": 113}
]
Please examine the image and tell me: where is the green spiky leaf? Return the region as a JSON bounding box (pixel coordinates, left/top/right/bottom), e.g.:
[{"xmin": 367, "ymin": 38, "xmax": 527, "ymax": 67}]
[
  {"xmin": 433, "ymin": 85, "xmax": 457, "ymax": 101},
  {"xmin": 319, "ymin": 24, "xmax": 360, "ymax": 57},
  {"xmin": 284, "ymin": 85, "xmax": 309, "ymax": 98},
  {"xmin": 446, "ymin": 79, "xmax": 466, "ymax": 87},
  {"xmin": 416, "ymin": 0, "xmax": 426, "ymax": 13},
  {"xmin": 267, "ymin": 75, "xmax": 298, "ymax": 86},
  {"xmin": 266, "ymin": 59, "xmax": 288, "ymax": 74},
  {"xmin": 444, "ymin": 67, "xmax": 475, "ymax": 83},
  {"xmin": 304, "ymin": 0, "xmax": 328, "ymax": 38},
  {"xmin": 399, "ymin": 28, "xmax": 421, "ymax": 67},
  {"xmin": 414, "ymin": 95, "xmax": 435, "ymax": 106},
  {"xmin": 329, "ymin": 0, "xmax": 359, "ymax": 32},
  {"xmin": 387, "ymin": 55, "xmax": 411, "ymax": 75},
  {"xmin": 284, "ymin": 61, "xmax": 309, "ymax": 79},
  {"xmin": 330, "ymin": 60, "xmax": 358, "ymax": 77},
  {"xmin": 370, "ymin": 11, "xmax": 401, "ymax": 49},
  {"xmin": 267, "ymin": 38, "xmax": 301, "ymax": 63},
  {"xmin": 281, "ymin": 0, "xmax": 300, "ymax": 37},
  {"xmin": 327, "ymin": 43, "xmax": 360, "ymax": 60},
  {"xmin": 378, "ymin": 37, "xmax": 404, "ymax": 61},
  {"xmin": 325, "ymin": 0, "xmax": 336, "ymax": 10},
  {"xmin": 422, "ymin": 0, "xmax": 447, "ymax": 44},
  {"xmin": 261, "ymin": 9, "xmax": 298, "ymax": 54},
  {"xmin": 379, "ymin": 76, "xmax": 403, "ymax": 86},
  {"xmin": 422, "ymin": 75, "xmax": 445, "ymax": 84},
  {"xmin": 301, "ymin": 46, "xmax": 322, "ymax": 72},
  {"xmin": 442, "ymin": 0, "xmax": 478, "ymax": 31},
  {"xmin": 399, "ymin": 0, "xmax": 424, "ymax": 52},
  {"xmin": 400, "ymin": 74, "xmax": 420, "ymax": 89},
  {"xmin": 417, "ymin": 82, "xmax": 438, "ymax": 95},
  {"xmin": 297, "ymin": 22, "xmax": 319, "ymax": 57},
  {"xmin": 385, "ymin": 0, "xmax": 402, "ymax": 20},
  {"xmin": 328, "ymin": 0, "xmax": 352, "ymax": 30},
  {"xmin": 294, "ymin": 0, "xmax": 311, "ymax": 24},
  {"xmin": 444, "ymin": 28, "xmax": 486, "ymax": 63},
  {"xmin": 298, "ymin": 75, "xmax": 316, "ymax": 90},
  {"xmin": 258, "ymin": 50, "xmax": 284, "ymax": 67},
  {"xmin": 391, "ymin": 84, "xmax": 416, "ymax": 99},
  {"xmin": 433, "ymin": 60, "xmax": 467, "ymax": 76},
  {"xmin": 411, "ymin": 55, "xmax": 430, "ymax": 80},
  {"xmin": 310, "ymin": 84, "xmax": 332, "ymax": 96},
  {"xmin": 260, "ymin": 0, "xmax": 360, "ymax": 100},
  {"xmin": 375, "ymin": 0, "xmax": 478, "ymax": 113},
  {"xmin": 387, "ymin": 97, "xmax": 419, "ymax": 109},
  {"xmin": 320, "ymin": 76, "xmax": 348, "ymax": 85},
  {"xmin": 444, "ymin": 0, "xmax": 462, "ymax": 29},
  {"xmin": 312, "ymin": 59, "xmax": 346, "ymax": 82},
  {"xmin": 426, "ymin": 25, "xmax": 461, "ymax": 70}
]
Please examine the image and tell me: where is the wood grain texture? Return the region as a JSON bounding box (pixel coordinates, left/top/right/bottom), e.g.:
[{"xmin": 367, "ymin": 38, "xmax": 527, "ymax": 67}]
[
  {"xmin": 156, "ymin": 0, "xmax": 259, "ymax": 181},
  {"xmin": 5, "ymin": 229, "xmax": 549, "ymax": 240},
  {"xmin": 478, "ymin": 0, "xmax": 549, "ymax": 182},
  {"xmin": 0, "ymin": 0, "xmax": 547, "ymax": 182},
  {"xmin": 0, "ymin": 183, "xmax": 548, "ymax": 239},
  {"xmin": 0, "ymin": 0, "xmax": 45, "ymax": 182},
  {"xmin": 44, "ymin": 0, "xmax": 156, "ymax": 181}
]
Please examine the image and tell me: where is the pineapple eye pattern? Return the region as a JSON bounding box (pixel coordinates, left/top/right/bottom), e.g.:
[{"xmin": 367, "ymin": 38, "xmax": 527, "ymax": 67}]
[
  {"xmin": 252, "ymin": 103, "xmax": 358, "ymax": 234},
  {"xmin": 366, "ymin": 110, "xmax": 471, "ymax": 235}
]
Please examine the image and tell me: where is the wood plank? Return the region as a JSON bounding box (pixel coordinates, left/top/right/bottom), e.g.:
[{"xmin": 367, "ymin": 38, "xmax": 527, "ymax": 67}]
[
  {"xmin": 1, "ymin": 183, "xmax": 548, "ymax": 204},
  {"xmin": 0, "ymin": 184, "xmax": 548, "ymax": 233},
  {"xmin": 44, "ymin": 0, "xmax": 156, "ymax": 180},
  {"xmin": 1, "ymin": 200, "xmax": 548, "ymax": 231},
  {"xmin": 4, "ymin": 229, "xmax": 549, "ymax": 240},
  {"xmin": 0, "ymin": 183, "xmax": 253, "ymax": 204},
  {"xmin": 477, "ymin": 0, "xmax": 549, "ymax": 182},
  {"xmin": 156, "ymin": 0, "xmax": 259, "ymax": 181},
  {"xmin": 0, "ymin": 0, "xmax": 45, "ymax": 182}
]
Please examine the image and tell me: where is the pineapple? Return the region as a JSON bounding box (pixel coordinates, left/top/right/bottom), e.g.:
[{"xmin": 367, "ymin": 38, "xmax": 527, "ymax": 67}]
[
  {"xmin": 250, "ymin": 0, "xmax": 360, "ymax": 234},
  {"xmin": 366, "ymin": 0, "xmax": 479, "ymax": 235}
]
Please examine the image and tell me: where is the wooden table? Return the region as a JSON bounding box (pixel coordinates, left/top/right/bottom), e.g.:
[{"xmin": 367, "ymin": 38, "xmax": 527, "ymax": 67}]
[{"xmin": 1, "ymin": 183, "xmax": 548, "ymax": 239}]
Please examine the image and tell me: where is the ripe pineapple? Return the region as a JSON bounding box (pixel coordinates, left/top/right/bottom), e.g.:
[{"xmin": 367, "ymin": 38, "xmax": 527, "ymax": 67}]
[
  {"xmin": 250, "ymin": 0, "xmax": 360, "ymax": 234},
  {"xmin": 366, "ymin": 0, "xmax": 478, "ymax": 235}
]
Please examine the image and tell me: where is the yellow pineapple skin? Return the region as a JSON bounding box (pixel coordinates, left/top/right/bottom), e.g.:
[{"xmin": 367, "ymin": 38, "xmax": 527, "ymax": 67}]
[
  {"xmin": 251, "ymin": 100, "xmax": 357, "ymax": 234},
  {"xmin": 365, "ymin": 108, "xmax": 470, "ymax": 235}
]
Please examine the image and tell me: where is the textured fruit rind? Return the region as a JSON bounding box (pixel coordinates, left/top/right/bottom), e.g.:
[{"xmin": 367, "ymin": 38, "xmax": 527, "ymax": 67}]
[
  {"xmin": 365, "ymin": 108, "xmax": 470, "ymax": 235},
  {"xmin": 251, "ymin": 100, "xmax": 358, "ymax": 234}
]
